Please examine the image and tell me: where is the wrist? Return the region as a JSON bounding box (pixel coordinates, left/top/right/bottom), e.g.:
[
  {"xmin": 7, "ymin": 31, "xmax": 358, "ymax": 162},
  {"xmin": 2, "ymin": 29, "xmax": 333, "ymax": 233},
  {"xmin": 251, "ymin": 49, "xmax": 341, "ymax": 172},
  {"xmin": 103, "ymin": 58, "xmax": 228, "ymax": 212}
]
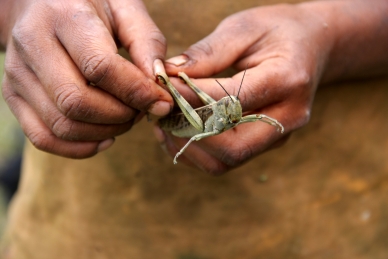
[{"xmin": 299, "ymin": 0, "xmax": 388, "ymax": 83}]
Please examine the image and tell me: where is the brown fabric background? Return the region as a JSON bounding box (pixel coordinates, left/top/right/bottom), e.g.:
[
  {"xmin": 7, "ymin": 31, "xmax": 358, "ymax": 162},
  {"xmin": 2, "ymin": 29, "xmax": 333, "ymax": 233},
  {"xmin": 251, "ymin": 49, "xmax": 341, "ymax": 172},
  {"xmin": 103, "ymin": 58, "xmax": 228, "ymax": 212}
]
[{"xmin": 1, "ymin": 1, "xmax": 388, "ymax": 258}]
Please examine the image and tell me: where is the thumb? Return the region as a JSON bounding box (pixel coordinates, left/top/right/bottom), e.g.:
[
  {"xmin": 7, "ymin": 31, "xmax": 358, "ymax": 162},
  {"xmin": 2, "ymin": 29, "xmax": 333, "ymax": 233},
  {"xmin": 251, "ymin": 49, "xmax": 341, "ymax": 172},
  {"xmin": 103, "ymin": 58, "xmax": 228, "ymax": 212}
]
[
  {"xmin": 109, "ymin": 0, "xmax": 166, "ymax": 78},
  {"xmin": 165, "ymin": 20, "xmax": 254, "ymax": 77}
]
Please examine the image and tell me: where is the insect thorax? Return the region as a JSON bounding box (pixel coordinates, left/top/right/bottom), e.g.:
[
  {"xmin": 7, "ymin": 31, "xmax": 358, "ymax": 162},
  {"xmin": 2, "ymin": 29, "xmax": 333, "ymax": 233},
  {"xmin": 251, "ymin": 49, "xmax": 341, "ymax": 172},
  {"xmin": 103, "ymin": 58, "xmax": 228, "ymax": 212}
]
[{"xmin": 209, "ymin": 96, "xmax": 243, "ymax": 132}]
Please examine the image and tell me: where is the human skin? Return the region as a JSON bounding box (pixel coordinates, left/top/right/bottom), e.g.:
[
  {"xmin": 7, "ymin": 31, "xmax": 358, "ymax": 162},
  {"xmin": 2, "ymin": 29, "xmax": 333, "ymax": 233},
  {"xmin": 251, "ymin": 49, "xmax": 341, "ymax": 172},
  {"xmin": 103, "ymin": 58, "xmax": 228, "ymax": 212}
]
[
  {"xmin": 0, "ymin": 0, "xmax": 174, "ymax": 158},
  {"xmin": 156, "ymin": 0, "xmax": 388, "ymax": 174},
  {"xmin": 0, "ymin": 0, "xmax": 387, "ymax": 170}
]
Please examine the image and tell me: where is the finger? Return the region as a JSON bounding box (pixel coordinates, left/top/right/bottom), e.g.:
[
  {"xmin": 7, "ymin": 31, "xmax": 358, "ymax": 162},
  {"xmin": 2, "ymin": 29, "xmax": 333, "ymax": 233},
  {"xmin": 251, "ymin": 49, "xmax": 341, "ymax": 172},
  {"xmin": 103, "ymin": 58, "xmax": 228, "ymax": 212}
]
[
  {"xmin": 154, "ymin": 124, "xmax": 234, "ymax": 174},
  {"xmin": 168, "ymin": 135, "xmax": 229, "ymax": 175},
  {"xmin": 164, "ymin": 65, "xmax": 282, "ymax": 112},
  {"xmin": 169, "ymin": 57, "xmax": 311, "ymax": 120},
  {"xmin": 10, "ymin": 15, "xmax": 138, "ymax": 124},
  {"xmin": 14, "ymin": 1, "xmax": 172, "ymax": 117},
  {"xmin": 161, "ymin": 62, "xmax": 309, "ymax": 172},
  {"xmin": 108, "ymin": 0, "xmax": 167, "ymax": 77},
  {"xmin": 2, "ymin": 79, "xmax": 113, "ymax": 158},
  {"xmin": 169, "ymin": 119, "xmax": 284, "ymax": 172},
  {"xmin": 164, "ymin": 14, "xmax": 263, "ymax": 77},
  {"xmin": 153, "ymin": 126, "xmax": 198, "ymax": 168},
  {"xmin": 4, "ymin": 53, "xmax": 133, "ymax": 141},
  {"xmin": 159, "ymin": 97, "xmax": 290, "ymax": 172},
  {"xmin": 54, "ymin": 1, "xmax": 172, "ymax": 115}
]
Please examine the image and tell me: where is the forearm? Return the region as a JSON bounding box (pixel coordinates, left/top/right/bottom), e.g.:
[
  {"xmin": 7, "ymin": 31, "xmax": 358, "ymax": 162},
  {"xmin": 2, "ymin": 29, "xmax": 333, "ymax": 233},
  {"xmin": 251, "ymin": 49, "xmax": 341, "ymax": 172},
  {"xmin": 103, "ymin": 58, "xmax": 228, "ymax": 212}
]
[{"xmin": 300, "ymin": 0, "xmax": 388, "ymax": 83}]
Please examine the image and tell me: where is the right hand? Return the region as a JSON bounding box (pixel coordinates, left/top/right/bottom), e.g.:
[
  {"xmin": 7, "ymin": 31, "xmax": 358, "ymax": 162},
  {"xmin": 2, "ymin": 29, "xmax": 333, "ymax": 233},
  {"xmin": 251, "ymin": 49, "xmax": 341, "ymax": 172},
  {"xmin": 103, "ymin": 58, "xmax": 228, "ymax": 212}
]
[{"xmin": 0, "ymin": 0, "xmax": 173, "ymax": 158}]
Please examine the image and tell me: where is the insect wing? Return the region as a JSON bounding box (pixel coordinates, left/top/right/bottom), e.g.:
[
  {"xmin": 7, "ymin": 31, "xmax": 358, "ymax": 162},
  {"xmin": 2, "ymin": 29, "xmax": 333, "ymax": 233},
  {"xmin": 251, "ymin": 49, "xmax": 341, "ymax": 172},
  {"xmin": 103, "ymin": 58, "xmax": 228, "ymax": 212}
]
[{"xmin": 159, "ymin": 105, "xmax": 213, "ymax": 132}]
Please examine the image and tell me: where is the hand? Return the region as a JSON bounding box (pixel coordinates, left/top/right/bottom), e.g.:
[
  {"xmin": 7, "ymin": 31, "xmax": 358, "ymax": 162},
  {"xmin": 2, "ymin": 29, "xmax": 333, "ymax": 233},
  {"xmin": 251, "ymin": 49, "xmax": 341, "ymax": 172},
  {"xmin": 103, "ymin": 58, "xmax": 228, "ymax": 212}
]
[
  {"xmin": 155, "ymin": 1, "xmax": 388, "ymax": 174},
  {"xmin": 0, "ymin": 0, "xmax": 173, "ymax": 158}
]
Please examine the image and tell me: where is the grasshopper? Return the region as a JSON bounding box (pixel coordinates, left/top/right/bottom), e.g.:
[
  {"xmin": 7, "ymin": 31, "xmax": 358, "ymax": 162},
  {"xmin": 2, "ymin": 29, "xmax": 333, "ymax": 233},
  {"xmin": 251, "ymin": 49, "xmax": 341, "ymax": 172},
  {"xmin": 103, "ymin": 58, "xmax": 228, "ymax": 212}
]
[{"xmin": 157, "ymin": 71, "xmax": 284, "ymax": 164}]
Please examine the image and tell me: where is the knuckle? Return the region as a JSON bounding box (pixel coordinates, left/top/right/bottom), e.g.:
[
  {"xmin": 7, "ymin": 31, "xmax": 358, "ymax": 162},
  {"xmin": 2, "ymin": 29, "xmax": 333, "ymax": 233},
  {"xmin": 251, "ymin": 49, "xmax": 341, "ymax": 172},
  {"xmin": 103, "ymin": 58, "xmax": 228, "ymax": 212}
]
[
  {"xmin": 285, "ymin": 104, "xmax": 311, "ymax": 130},
  {"xmin": 3, "ymin": 60, "xmax": 32, "ymax": 88},
  {"xmin": 219, "ymin": 14, "xmax": 245, "ymax": 32},
  {"xmin": 81, "ymin": 53, "xmax": 114, "ymax": 84},
  {"xmin": 28, "ymin": 130, "xmax": 53, "ymax": 152},
  {"xmin": 294, "ymin": 107, "xmax": 311, "ymax": 128},
  {"xmin": 148, "ymin": 29, "xmax": 166, "ymax": 50},
  {"xmin": 10, "ymin": 1, "xmax": 69, "ymax": 52},
  {"xmin": 189, "ymin": 39, "xmax": 214, "ymax": 58},
  {"xmin": 3, "ymin": 63, "xmax": 18, "ymax": 82},
  {"xmin": 11, "ymin": 23, "xmax": 34, "ymax": 52},
  {"xmin": 51, "ymin": 116, "xmax": 74, "ymax": 140},
  {"xmin": 122, "ymin": 78, "xmax": 152, "ymax": 109},
  {"xmin": 1, "ymin": 79, "xmax": 16, "ymax": 103},
  {"xmin": 1, "ymin": 78, "xmax": 26, "ymax": 115},
  {"xmin": 27, "ymin": 129, "xmax": 95, "ymax": 158},
  {"xmin": 55, "ymin": 84, "xmax": 89, "ymax": 119},
  {"xmin": 2, "ymin": 91, "xmax": 19, "ymax": 113},
  {"xmin": 291, "ymin": 70, "xmax": 311, "ymax": 88}
]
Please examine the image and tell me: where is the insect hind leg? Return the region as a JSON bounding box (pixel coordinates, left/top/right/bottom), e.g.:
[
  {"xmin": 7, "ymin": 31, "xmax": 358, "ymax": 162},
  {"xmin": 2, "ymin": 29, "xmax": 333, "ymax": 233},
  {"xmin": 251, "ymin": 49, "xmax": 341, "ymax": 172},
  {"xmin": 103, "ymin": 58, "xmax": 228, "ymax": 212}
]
[
  {"xmin": 178, "ymin": 72, "xmax": 216, "ymax": 105},
  {"xmin": 238, "ymin": 114, "xmax": 285, "ymax": 133}
]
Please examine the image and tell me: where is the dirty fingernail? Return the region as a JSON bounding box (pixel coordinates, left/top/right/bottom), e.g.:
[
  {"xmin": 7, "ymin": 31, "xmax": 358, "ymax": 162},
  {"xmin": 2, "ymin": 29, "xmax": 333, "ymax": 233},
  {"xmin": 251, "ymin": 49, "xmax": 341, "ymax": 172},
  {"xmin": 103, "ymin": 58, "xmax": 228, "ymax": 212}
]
[
  {"xmin": 153, "ymin": 59, "xmax": 165, "ymax": 76},
  {"xmin": 97, "ymin": 138, "xmax": 115, "ymax": 152},
  {"xmin": 148, "ymin": 101, "xmax": 172, "ymax": 116},
  {"xmin": 165, "ymin": 55, "xmax": 189, "ymax": 66}
]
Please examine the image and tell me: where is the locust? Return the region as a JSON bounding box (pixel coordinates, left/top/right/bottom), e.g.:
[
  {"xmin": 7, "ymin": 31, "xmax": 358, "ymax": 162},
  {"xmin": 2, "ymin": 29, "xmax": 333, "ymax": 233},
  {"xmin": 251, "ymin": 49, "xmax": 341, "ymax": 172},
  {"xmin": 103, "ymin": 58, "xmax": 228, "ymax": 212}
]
[{"xmin": 157, "ymin": 70, "xmax": 284, "ymax": 164}]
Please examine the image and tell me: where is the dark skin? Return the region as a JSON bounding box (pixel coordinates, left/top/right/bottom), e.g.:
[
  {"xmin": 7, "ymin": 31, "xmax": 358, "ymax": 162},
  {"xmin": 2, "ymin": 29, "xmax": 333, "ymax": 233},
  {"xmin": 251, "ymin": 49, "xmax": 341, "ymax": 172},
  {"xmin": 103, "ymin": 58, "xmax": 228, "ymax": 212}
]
[
  {"xmin": 156, "ymin": 0, "xmax": 388, "ymax": 174},
  {"xmin": 1, "ymin": 0, "xmax": 388, "ymax": 173},
  {"xmin": 0, "ymin": 0, "xmax": 174, "ymax": 158}
]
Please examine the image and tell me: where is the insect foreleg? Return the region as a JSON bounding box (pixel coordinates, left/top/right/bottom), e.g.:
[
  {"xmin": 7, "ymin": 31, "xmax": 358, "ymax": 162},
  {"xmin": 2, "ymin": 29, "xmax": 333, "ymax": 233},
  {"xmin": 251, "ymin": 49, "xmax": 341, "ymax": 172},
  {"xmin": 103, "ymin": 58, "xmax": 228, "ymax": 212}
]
[
  {"xmin": 173, "ymin": 131, "xmax": 219, "ymax": 164},
  {"xmin": 238, "ymin": 114, "xmax": 285, "ymax": 133}
]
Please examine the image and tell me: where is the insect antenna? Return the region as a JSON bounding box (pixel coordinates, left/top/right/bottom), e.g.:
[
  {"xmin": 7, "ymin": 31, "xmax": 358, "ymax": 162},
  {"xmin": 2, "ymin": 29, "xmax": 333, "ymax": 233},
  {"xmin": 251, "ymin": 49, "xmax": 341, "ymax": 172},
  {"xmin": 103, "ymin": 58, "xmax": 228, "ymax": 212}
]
[
  {"xmin": 237, "ymin": 65, "xmax": 248, "ymax": 100},
  {"xmin": 215, "ymin": 79, "xmax": 234, "ymax": 103}
]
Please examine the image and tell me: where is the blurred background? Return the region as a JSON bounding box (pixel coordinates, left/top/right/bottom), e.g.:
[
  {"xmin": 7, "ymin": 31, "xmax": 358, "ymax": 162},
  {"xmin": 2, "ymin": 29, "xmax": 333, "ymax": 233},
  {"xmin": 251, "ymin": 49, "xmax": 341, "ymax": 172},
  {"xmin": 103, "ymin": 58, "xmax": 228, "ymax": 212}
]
[
  {"xmin": 0, "ymin": 43, "xmax": 388, "ymax": 259},
  {"xmin": 0, "ymin": 53, "xmax": 24, "ymax": 236}
]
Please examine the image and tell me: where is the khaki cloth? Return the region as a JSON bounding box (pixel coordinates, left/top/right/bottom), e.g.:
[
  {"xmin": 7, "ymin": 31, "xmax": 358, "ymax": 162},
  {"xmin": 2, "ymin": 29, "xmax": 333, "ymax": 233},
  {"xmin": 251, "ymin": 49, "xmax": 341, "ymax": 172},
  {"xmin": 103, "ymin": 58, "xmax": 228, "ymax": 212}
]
[{"xmin": 2, "ymin": 1, "xmax": 388, "ymax": 258}]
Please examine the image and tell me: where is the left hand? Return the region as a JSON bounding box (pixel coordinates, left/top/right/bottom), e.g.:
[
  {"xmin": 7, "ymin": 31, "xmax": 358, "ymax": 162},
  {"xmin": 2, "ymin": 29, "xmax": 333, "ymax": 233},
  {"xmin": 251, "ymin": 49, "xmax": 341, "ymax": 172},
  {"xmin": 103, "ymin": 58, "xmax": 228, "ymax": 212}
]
[
  {"xmin": 154, "ymin": 4, "xmax": 322, "ymax": 174},
  {"xmin": 153, "ymin": 1, "xmax": 388, "ymax": 174}
]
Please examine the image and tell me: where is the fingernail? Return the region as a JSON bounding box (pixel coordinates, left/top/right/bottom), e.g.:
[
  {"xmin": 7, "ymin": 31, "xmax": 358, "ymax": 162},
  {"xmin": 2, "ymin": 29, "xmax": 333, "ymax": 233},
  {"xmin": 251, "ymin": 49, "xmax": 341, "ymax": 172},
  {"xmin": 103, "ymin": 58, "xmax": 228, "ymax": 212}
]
[
  {"xmin": 97, "ymin": 138, "xmax": 115, "ymax": 152},
  {"xmin": 165, "ymin": 55, "xmax": 189, "ymax": 66},
  {"xmin": 153, "ymin": 125, "xmax": 166, "ymax": 143},
  {"xmin": 148, "ymin": 101, "xmax": 172, "ymax": 116},
  {"xmin": 153, "ymin": 59, "xmax": 165, "ymax": 76}
]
